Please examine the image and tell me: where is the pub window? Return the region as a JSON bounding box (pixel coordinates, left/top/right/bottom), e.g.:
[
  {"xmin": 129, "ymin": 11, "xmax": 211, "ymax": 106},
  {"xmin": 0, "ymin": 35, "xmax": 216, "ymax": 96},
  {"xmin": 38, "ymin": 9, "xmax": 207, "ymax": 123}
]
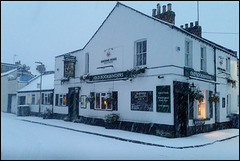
[
  {"xmin": 135, "ymin": 39, "xmax": 147, "ymax": 67},
  {"xmin": 31, "ymin": 94, "xmax": 36, "ymax": 105},
  {"xmin": 200, "ymin": 46, "xmax": 207, "ymax": 72},
  {"xmin": 185, "ymin": 40, "xmax": 192, "ymax": 68},
  {"xmin": 55, "ymin": 94, "xmax": 66, "ymax": 106},
  {"xmin": 95, "ymin": 92, "xmax": 113, "ymax": 110},
  {"xmin": 194, "ymin": 90, "xmax": 210, "ymax": 119}
]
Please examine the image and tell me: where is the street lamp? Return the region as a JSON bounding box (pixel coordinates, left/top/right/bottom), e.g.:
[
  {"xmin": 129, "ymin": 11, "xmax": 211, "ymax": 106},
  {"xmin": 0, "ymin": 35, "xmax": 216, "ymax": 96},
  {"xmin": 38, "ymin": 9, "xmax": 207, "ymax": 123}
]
[{"xmin": 35, "ymin": 61, "xmax": 45, "ymax": 116}]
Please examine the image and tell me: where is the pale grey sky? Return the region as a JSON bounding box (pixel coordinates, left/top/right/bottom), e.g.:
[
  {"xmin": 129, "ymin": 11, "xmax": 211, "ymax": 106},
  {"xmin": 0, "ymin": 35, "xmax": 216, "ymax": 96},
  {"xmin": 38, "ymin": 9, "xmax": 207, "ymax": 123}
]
[{"xmin": 1, "ymin": 1, "xmax": 239, "ymax": 75}]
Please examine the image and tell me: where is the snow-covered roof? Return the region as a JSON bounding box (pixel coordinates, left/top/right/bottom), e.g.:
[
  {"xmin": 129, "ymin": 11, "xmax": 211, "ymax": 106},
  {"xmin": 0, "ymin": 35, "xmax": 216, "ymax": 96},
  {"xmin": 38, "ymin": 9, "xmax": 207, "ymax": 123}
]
[
  {"xmin": 18, "ymin": 72, "xmax": 54, "ymax": 92},
  {"xmin": 1, "ymin": 68, "xmax": 17, "ymax": 77}
]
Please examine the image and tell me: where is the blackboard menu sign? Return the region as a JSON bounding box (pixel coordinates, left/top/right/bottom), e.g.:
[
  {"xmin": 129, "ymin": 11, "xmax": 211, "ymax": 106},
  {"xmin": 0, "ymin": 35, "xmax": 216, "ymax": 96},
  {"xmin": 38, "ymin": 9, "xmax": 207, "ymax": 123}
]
[
  {"xmin": 131, "ymin": 91, "xmax": 153, "ymax": 111},
  {"xmin": 156, "ymin": 86, "xmax": 171, "ymax": 113}
]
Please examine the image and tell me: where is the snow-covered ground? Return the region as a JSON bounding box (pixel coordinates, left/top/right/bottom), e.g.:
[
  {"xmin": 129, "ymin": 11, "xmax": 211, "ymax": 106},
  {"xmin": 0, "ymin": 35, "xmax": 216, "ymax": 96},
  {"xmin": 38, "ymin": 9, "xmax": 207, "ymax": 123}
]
[{"xmin": 1, "ymin": 112, "xmax": 239, "ymax": 160}]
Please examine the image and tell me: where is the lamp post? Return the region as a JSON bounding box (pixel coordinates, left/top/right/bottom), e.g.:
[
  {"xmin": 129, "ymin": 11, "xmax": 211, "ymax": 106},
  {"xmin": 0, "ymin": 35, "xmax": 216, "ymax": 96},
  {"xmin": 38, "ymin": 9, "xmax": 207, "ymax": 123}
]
[{"xmin": 35, "ymin": 61, "xmax": 45, "ymax": 116}]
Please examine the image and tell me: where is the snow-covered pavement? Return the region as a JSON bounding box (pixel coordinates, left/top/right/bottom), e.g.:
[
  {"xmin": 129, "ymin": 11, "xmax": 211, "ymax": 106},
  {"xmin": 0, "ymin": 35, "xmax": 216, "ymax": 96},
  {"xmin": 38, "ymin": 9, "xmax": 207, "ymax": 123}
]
[{"xmin": 1, "ymin": 112, "xmax": 239, "ymax": 160}]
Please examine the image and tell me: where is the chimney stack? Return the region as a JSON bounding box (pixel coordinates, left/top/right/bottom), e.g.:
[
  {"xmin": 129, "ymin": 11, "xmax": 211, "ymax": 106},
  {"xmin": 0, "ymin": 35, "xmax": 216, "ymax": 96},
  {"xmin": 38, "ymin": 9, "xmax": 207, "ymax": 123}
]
[
  {"xmin": 152, "ymin": 3, "xmax": 175, "ymax": 25},
  {"xmin": 180, "ymin": 21, "xmax": 202, "ymax": 37}
]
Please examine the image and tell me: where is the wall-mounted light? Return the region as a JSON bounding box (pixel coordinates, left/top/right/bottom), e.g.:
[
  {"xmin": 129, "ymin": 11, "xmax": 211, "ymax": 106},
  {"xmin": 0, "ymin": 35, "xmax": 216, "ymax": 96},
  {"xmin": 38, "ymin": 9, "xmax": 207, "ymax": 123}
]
[
  {"xmin": 189, "ymin": 83, "xmax": 196, "ymax": 92},
  {"xmin": 158, "ymin": 75, "xmax": 164, "ymax": 79}
]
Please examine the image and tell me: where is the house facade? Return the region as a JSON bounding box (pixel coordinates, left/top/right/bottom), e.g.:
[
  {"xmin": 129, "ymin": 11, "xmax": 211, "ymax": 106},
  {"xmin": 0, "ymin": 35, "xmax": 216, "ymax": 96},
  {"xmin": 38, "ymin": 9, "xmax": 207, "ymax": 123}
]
[
  {"xmin": 53, "ymin": 2, "xmax": 239, "ymax": 137},
  {"xmin": 1, "ymin": 63, "xmax": 34, "ymax": 113},
  {"xmin": 17, "ymin": 71, "xmax": 54, "ymax": 116}
]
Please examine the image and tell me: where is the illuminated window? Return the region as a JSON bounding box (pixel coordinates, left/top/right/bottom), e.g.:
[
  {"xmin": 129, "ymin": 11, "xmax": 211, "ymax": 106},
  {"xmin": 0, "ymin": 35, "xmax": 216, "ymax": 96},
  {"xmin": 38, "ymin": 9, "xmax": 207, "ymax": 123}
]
[
  {"xmin": 95, "ymin": 92, "xmax": 112, "ymax": 110},
  {"xmin": 198, "ymin": 90, "xmax": 206, "ymax": 119},
  {"xmin": 27, "ymin": 94, "xmax": 31, "ymax": 105}
]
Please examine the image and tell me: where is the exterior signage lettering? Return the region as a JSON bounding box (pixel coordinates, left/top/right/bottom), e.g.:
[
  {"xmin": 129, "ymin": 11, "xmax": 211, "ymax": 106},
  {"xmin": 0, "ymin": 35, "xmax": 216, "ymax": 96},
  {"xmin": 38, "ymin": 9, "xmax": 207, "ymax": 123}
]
[
  {"xmin": 101, "ymin": 57, "xmax": 117, "ymax": 64},
  {"xmin": 184, "ymin": 67, "xmax": 215, "ymax": 81},
  {"xmin": 89, "ymin": 71, "xmax": 129, "ymax": 82},
  {"xmin": 64, "ymin": 55, "xmax": 77, "ymax": 63},
  {"xmin": 131, "ymin": 91, "xmax": 153, "ymax": 111},
  {"xmin": 156, "ymin": 86, "xmax": 171, "ymax": 113}
]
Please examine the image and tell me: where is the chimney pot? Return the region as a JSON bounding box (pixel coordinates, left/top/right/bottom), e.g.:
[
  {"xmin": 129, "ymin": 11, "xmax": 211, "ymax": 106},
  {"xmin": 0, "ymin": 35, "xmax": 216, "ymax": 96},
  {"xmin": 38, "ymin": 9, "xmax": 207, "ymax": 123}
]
[
  {"xmin": 152, "ymin": 9, "xmax": 156, "ymax": 16},
  {"xmin": 195, "ymin": 21, "xmax": 199, "ymax": 26},
  {"xmin": 185, "ymin": 24, "xmax": 188, "ymax": 28},
  {"xmin": 167, "ymin": 3, "xmax": 172, "ymax": 11},
  {"xmin": 180, "ymin": 25, "xmax": 184, "ymax": 28},
  {"xmin": 157, "ymin": 3, "xmax": 161, "ymax": 15},
  {"xmin": 162, "ymin": 5, "xmax": 166, "ymax": 13},
  {"xmin": 190, "ymin": 22, "xmax": 193, "ymax": 27}
]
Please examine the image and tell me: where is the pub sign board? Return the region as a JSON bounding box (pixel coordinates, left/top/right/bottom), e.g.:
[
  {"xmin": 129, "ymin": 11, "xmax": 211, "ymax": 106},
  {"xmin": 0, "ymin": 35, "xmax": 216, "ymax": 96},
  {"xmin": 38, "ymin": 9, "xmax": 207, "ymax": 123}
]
[
  {"xmin": 64, "ymin": 61, "xmax": 75, "ymax": 78},
  {"xmin": 131, "ymin": 91, "xmax": 153, "ymax": 111},
  {"xmin": 64, "ymin": 55, "xmax": 76, "ymax": 78},
  {"xmin": 156, "ymin": 86, "xmax": 171, "ymax": 113}
]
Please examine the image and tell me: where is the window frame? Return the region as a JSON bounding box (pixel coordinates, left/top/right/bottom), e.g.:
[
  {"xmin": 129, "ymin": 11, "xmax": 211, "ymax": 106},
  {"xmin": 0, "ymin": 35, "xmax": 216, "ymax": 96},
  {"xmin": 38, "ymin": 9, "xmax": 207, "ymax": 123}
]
[
  {"xmin": 185, "ymin": 39, "xmax": 192, "ymax": 68},
  {"xmin": 135, "ymin": 39, "xmax": 147, "ymax": 67},
  {"xmin": 200, "ymin": 46, "xmax": 207, "ymax": 72},
  {"xmin": 55, "ymin": 94, "xmax": 66, "ymax": 106},
  {"xmin": 226, "ymin": 57, "xmax": 230, "ymax": 73},
  {"xmin": 94, "ymin": 92, "xmax": 112, "ymax": 110},
  {"xmin": 31, "ymin": 94, "xmax": 36, "ymax": 105},
  {"xmin": 194, "ymin": 90, "xmax": 211, "ymax": 120}
]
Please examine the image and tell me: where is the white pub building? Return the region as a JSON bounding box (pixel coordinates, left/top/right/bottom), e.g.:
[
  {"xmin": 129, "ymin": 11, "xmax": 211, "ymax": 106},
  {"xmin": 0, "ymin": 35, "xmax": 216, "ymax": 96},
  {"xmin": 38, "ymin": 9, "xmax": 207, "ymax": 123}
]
[{"xmin": 53, "ymin": 2, "xmax": 239, "ymax": 137}]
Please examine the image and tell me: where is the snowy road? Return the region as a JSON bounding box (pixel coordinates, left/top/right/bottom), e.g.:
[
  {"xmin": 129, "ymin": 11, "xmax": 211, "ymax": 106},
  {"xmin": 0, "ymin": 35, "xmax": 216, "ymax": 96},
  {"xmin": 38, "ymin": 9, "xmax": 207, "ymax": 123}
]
[{"xmin": 1, "ymin": 112, "xmax": 239, "ymax": 160}]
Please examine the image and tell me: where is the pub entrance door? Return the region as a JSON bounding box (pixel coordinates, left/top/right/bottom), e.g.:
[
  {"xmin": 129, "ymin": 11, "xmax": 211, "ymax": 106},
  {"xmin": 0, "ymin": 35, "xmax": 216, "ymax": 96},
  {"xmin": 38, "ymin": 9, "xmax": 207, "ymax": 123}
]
[
  {"xmin": 173, "ymin": 81, "xmax": 190, "ymax": 137},
  {"xmin": 68, "ymin": 87, "xmax": 80, "ymax": 120}
]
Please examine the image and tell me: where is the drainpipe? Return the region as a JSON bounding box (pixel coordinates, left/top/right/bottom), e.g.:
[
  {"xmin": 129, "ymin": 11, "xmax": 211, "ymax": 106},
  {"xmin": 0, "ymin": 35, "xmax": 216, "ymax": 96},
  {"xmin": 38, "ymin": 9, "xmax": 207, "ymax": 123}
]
[{"xmin": 214, "ymin": 47, "xmax": 217, "ymax": 125}]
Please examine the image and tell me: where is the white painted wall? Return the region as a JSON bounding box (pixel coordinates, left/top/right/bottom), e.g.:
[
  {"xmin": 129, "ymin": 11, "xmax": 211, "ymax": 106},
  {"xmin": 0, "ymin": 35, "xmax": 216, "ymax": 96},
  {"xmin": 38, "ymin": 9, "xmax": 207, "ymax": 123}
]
[{"xmin": 53, "ymin": 3, "xmax": 238, "ymax": 126}]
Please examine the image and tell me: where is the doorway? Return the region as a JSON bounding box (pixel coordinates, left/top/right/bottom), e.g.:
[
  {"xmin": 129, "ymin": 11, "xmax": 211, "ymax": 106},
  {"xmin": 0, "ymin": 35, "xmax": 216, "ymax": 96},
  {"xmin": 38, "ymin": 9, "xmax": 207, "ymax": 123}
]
[
  {"xmin": 7, "ymin": 94, "xmax": 16, "ymax": 113},
  {"xmin": 68, "ymin": 87, "xmax": 80, "ymax": 120},
  {"xmin": 173, "ymin": 81, "xmax": 189, "ymax": 137}
]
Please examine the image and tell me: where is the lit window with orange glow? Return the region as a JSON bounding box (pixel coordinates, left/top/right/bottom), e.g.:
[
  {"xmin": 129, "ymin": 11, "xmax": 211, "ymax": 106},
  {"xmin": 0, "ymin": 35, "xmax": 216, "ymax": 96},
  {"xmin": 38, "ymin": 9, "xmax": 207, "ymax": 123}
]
[
  {"xmin": 63, "ymin": 95, "xmax": 66, "ymax": 105},
  {"xmin": 27, "ymin": 95, "xmax": 31, "ymax": 105},
  {"xmin": 198, "ymin": 90, "xmax": 206, "ymax": 119}
]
